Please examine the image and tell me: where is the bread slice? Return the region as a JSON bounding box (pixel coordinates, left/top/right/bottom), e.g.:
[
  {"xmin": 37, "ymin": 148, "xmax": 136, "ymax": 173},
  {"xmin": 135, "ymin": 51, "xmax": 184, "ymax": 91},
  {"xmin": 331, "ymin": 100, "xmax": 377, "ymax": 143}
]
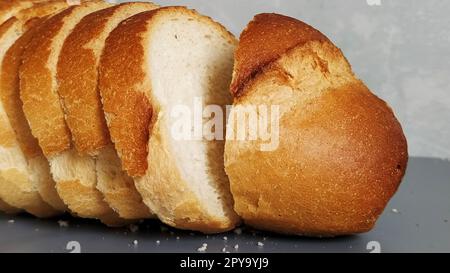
[
  {"xmin": 99, "ymin": 6, "xmax": 240, "ymax": 233},
  {"xmin": 19, "ymin": 1, "xmax": 128, "ymax": 225},
  {"xmin": 0, "ymin": 1, "xmax": 74, "ymax": 216},
  {"xmin": 224, "ymin": 13, "xmax": 408, "ymax": 236},
  {"xmin": 57, "ymin": 2, "xmax": 159, "ymax": 219}
]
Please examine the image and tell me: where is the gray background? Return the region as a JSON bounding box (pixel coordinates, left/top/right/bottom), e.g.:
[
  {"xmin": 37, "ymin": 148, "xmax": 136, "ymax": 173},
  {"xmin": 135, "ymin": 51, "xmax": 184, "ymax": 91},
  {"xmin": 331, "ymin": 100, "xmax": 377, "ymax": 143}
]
[{"xmin": 111, "ymin": 0, "xmax": 450, "ymax": 159}]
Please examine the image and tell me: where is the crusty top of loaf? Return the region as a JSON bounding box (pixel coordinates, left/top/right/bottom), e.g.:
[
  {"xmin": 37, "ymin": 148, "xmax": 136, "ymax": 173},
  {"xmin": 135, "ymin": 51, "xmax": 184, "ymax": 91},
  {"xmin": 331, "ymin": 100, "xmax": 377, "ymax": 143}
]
[
  {"xmin": 57, "ymin": 2, "xmax": 158, "ymax": 156},
  {"xmin": 1, "ymin": 17, "xmax": 52, "ymax": 159},
  {"xmin": 99, "ymin": 6, "xmax": 236, "ymax": 177},
  {"xmin": 0, "ymin": 0, "xmax": 33, "ymax": 25},
  {"xmin": 230, "ymin": 13, "xmax": 330, "ymax": 97},
  {"xmin": 19, "ymin": 1, "xmax": 109, "ymax": 157}
]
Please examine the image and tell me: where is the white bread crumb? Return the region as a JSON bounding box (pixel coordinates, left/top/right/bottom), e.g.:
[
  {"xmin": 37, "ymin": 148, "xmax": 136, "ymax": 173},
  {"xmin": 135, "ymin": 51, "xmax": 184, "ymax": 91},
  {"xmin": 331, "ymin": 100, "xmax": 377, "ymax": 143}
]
[
  {"xmin": 7, "ymin": 220, "xmax": 14, "ymax": 224},
  {"xmin": 234, "ymin": 244, "xmax": 239, "ymax": 250},
  {"xmin": 58, "ymin": 220, "xmax": 69, "ymax": 227},
  {"xmin": 257, "ymin": 242, "xmax": 264, "ymax": 247},
  {"xmin": 234, "ymin": 228, "xmax": 242, "ymax": 235},
  {"xmin": 197, "ymin": 243, "xmax": 208, "ymax": 252}
]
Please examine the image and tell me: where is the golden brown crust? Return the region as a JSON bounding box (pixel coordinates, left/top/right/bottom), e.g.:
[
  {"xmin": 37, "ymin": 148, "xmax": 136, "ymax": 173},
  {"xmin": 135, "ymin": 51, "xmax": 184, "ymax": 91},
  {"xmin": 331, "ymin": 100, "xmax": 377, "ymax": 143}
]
[
  {"xmin": 14, "ymin": 1, "xmax": 70, "ymax": 22},
  {"xmin": 230, "ymin": 13, "xmax": 329, "ymax": 97},
  {"xmin": 0, "ymin": 0, "xmax": 33, "ymax": 25},
  {"xmin": 0, "ymin": 2, "xmax": 71, "ymax": 214},
  {"xmin": 227, "ymin": 82, "xmax": 408, "ymax": 236},
  {"xmin": 58, "ymin": 2, "xmax": 158, "ymax": 155},
  {"xmin": 1, "ymin": 17, "xmax": 47, "ymax": 159},
  {"xmin": 225, "ymin": 13, "xmax": 408, "ymax": 236},
  {"xmin": 99, "ymin": 10, "xmax": 153, "ymax": 177},
  {"xmin": 1, "ymin": 1, "xmax": 72, "ymax": 157},
  {"xmin": 20, "ymin": 1, "xmax": 109, "ymax": 157},
  {"xmin": 19, "ymin": 7, "xmax": 76, "ymax": 157}
]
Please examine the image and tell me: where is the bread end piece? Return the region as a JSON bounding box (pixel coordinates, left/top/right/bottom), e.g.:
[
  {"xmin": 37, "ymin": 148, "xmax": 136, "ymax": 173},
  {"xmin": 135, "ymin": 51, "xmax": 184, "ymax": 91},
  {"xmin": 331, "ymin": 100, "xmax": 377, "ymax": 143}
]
[{"xmin": 225, "ymin": 13, "xmax": 408, "ymax": 236}]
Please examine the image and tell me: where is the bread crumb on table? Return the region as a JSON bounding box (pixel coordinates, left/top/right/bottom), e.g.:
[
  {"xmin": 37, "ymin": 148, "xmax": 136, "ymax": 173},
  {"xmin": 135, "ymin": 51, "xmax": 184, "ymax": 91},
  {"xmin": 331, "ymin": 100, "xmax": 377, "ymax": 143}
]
[
  {"xmin": 58, "ymin": 220, "xmax": 69, "ymax": 227},
  {"xmin": 7, "ymin": 219, "xmax": 14, "ymax": 224},
  {"xmin": 133, "ymin": 240, "xmax": 138, "ymax": 245},
  {"xmin": 391, "ymin": 208, "xmax": 399, "ymax": 213},
  {"xmin": 197, "ymin": 243, "xmax": 207, "ymax": 252},
  {"xmin": 257, "ymin": 242, "xmax": 264, "ymax": 247},
  {"xmin": 234, "ymin": 244, "xmax": 239, "ymax": 250},
  {"xmin": 234, "ymin": 228, "xmax": 242, "ymax": 235}
]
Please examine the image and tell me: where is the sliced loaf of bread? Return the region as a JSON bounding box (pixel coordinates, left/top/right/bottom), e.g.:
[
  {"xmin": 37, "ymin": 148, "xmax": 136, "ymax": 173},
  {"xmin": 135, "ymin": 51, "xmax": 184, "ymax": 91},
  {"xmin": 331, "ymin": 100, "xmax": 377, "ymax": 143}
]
[
  {"xmin": 99, "ymin": 6, "xmax": 240, "ymax": 233},
  {"xmin": 19, "ymin": 1, "xmax": 128, "ymax": 225},
  {"xmin": 57, "ymin": 2, "xmax": 159, "ymax": 219}
]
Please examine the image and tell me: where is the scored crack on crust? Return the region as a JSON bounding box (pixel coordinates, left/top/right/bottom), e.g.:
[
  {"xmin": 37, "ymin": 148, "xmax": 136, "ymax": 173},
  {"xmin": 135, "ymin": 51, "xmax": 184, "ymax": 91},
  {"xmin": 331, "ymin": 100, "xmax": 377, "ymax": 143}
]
[{"xmin": 230, "ymin": 13, "xmax": 329, "ymax": 98}]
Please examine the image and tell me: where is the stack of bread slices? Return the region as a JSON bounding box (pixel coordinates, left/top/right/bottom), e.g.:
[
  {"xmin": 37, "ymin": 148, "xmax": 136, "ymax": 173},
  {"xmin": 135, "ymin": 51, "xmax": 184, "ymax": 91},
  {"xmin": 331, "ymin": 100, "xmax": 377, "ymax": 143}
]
[{"xmin": 0, "ymin": 0, "xmax": 407, "ymax": 236}]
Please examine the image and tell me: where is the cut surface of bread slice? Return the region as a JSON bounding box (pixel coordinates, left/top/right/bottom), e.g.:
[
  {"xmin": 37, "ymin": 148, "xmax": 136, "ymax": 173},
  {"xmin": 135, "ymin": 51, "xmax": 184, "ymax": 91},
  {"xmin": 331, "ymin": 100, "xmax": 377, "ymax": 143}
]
[
  {"xmin": 225, "ymin": 13, "xmax": 408, "ymax": 236},
  {"xmin": 0, "ymin": 1, "xmax": 74, "ymax": 216},
  {"xmin": 57, "ymin": 2, "xmax": 158, "ymax": 219},
  {"xmin": 99, "ymin": 6, "xmax": 240, "ymax": 233},
  {"xmin": 19, "ymin": 1, "xmax": 127, "ymax": 225}
]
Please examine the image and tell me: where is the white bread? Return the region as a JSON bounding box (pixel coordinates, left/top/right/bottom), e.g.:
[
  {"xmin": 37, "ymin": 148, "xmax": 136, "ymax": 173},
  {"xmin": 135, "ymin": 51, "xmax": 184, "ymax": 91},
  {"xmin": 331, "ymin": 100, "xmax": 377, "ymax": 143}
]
[
  {"xmin": 0, "ymin": 1, "xmax": 74, "ymax": 216},
  {"xmin": 224, "ymin": 13, "xmax": 408, "ymax": 236},
  {"xmin": 56, "ymin": 2, "xmax": 158, "ymax": 219},
  {"xmin": 18, "ymin": 1, "xmax": 129, "ymax": 225},
  {"xmin": 99, "ymin": 6, "xmax": 240, "ymax": 233}
]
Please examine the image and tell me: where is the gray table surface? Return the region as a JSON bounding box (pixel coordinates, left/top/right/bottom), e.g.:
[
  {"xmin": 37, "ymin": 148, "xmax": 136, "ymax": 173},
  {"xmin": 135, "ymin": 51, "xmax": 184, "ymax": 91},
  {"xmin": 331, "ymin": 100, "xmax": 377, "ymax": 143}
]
[{"xmin": 0, "ymin": 157, "xmax": 449, "ymax": 253}]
